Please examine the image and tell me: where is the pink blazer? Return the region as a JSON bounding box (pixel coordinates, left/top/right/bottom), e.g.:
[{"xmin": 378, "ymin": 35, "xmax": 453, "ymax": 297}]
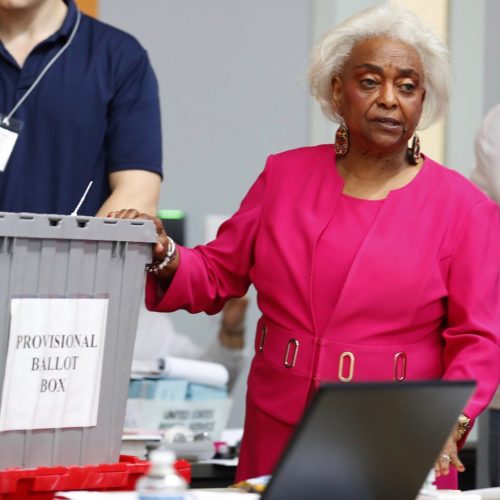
[{"xmin": 147, "ymin": 145, "xmax": 500, "ymax": 425}]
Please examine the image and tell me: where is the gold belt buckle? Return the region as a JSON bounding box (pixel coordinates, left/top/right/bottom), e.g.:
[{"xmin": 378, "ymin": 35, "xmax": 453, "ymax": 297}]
[
  {"xmin": 283, "ymin": 338, "xmax": 299, "ymax": 368},
  {"xmin": 338, "ymin": 351, "xmax": 355, "ymax": 382},
  {"xmin": 259, "ymin": 325, "xmax": 267, "ymax": 353},
  {"xmin": 393, "ymin": 351, "xmax": 407, "ymax": 381}
]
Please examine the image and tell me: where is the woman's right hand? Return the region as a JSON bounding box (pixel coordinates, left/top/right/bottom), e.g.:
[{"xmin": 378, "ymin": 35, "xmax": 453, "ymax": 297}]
[
  {"xmin": 107, "ymin": 209, "xmax": 180, "ymax": 281},
  {"xmin": 434, "ymin": 427, "xmax": 465, "ymax": 479}
]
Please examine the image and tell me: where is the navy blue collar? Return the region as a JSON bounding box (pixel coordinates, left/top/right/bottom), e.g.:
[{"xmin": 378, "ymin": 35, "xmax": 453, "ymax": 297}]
[{"xmin": 45, "ymin": 0, "xmax": 79, "ymax": 44}]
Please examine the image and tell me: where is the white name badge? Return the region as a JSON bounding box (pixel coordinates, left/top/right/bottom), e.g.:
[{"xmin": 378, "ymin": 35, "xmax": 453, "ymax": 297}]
[{"xmin": 0, "ymin": 115, "xmax": 23, "ymax": 172}]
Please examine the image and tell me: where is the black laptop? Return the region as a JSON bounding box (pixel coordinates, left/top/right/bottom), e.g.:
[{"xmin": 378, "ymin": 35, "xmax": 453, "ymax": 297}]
[{"xmin": 261, "ymin": 381, "xmax": 475, "ymax": 500}]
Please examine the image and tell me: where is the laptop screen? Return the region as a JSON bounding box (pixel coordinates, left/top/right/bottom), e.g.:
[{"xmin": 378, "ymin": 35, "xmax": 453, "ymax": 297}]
[{"xmin": 262, "ymin": 380, "xmax": 475, "ymax": 500}]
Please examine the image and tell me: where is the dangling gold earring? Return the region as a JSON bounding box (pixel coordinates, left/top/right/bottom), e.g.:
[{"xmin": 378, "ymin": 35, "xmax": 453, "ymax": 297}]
[
  {"xmin": 407, "ymin": 134, "xmax": 421, "ymax": 165},
  {"xmin": 335, "ymin": 124, "xmax": 349, "ymax": 157}
]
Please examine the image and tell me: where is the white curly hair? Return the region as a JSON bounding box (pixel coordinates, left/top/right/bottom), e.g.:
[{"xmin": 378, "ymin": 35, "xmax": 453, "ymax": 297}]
[{"xmin": 308, "ymin": 4, "xmax": 451, "ymax": 129}]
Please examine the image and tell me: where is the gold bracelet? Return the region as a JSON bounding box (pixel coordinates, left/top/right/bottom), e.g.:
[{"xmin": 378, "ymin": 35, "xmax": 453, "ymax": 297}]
[{"xmin": 456, "ymin": 414, "xmax": 471, "ymax": 439}]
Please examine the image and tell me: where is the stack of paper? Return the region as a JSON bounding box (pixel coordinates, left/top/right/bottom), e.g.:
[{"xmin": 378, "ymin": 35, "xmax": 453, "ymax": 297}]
[
  {"xmin": 125, "ymin": 357, "xmax": 232, "ymax": 441},
  {"xmin": 129, "ymin": 356, "xmax": 229, "ymax": 402},
  {"xmin": 131, "ymin": 356, "xmax": 229, "ymax": 387}
]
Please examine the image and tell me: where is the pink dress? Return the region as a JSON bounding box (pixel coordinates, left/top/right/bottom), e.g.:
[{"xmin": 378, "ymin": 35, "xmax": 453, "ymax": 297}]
[
  {"xmin": 146, "ymin": 145, "xmax": 500, "ymax": 490},
  {"xmin": 237, "ymin": 193, "xmax": 385, "ymax": 480},
  {"xmin": 313, "ymin": 194, "xmax": 383, "ymax": 332}
]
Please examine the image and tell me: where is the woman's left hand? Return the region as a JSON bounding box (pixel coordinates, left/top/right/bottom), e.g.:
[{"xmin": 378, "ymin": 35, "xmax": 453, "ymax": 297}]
[
  {"xmin": 434, "ymin": 427, "xmax": 465, "ymax": 477},
  {"xmin": 107, "ymin": 209, "xmax": 180, "ymax": 286},
  {"xmin": 107, "ymin": 208, "xmax": 170, "ymax": 262}
]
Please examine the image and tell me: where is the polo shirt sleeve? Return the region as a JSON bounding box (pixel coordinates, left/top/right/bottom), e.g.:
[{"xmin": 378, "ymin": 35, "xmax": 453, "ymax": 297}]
[
  {"xmin": 442, "ymin": 199, "xmax": 500, "ymax": 419},
  {"xmin": 106, "ymin": 39, "xmax": 162, "ymax": 177}
]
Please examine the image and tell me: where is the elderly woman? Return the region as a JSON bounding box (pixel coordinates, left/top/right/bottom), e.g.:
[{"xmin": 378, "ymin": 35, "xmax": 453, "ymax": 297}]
[{"xmin": 112, "ymin": 4, "xmax": 500, "ymax": 490}]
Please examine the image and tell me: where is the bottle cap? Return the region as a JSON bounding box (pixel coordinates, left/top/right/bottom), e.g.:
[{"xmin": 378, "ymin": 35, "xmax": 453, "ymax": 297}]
[{"xmin": 150, "ymin": 448, "xmax": 176, "ymax": 466}]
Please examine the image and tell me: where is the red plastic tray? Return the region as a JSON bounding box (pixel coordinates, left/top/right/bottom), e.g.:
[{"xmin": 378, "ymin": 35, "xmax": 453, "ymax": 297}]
[{"xmin": 0, "ymin": 455, "xmax": 191, "ymax": 499}]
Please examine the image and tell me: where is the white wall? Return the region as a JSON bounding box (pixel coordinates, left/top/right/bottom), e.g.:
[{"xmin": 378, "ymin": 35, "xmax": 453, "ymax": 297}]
[
  {"xmin": 100, "ymin": 0, "xmax": 313, "ymax": 428},
  {"xmin": 446, "ymin": 0, "xmax": 486, "ymax": 174},
  {"xmin": 483, "ymin": 0, "xmax": 500, "ymax": 115}
]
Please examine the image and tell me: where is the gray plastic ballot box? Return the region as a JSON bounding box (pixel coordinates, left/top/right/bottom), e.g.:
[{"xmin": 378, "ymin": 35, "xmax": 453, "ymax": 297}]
[{"xmin": 0, "ymin": 212, "xmax": 156, "ymax": 468}]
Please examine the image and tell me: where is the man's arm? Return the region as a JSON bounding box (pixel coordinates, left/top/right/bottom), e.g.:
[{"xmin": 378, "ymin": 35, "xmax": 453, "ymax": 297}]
[
  {"xmin": 99, "ymin": 38, "xmax": 163, "ymax": 218},
  {"xmin": 203, "ymin": 297, "xmax": 249, "ymax": 392},
  {"xmin": 96, "ymin": 170, "xmax": 161, "ymax": 217},
  {"xmin": 218, "ymin": 296, "xmax": 248, "ymax": 351}
]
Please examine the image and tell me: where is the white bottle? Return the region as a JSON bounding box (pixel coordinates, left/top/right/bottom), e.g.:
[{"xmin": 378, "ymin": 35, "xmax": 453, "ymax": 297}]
[{"xmin": 136, "ymin": 449, "xmax": 188, "ymax": 500}]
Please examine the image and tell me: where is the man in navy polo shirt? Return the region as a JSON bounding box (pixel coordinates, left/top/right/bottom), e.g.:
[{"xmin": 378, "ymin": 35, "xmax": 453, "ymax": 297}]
[{"xmin": 0, "ymin": 0, "xmax": 162, "ymax": 216}]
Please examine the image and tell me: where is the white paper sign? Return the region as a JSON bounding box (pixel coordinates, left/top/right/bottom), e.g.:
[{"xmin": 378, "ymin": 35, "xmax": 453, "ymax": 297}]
[{"xmin": 0, "ymin": 298, "xmax": 109, "ymax": 431}]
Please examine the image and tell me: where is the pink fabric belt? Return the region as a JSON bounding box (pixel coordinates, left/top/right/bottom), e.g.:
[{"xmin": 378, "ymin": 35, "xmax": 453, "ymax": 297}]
[{"xmin": 254, "ymin": 317, "xmax": 445, "ymax": 383}]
